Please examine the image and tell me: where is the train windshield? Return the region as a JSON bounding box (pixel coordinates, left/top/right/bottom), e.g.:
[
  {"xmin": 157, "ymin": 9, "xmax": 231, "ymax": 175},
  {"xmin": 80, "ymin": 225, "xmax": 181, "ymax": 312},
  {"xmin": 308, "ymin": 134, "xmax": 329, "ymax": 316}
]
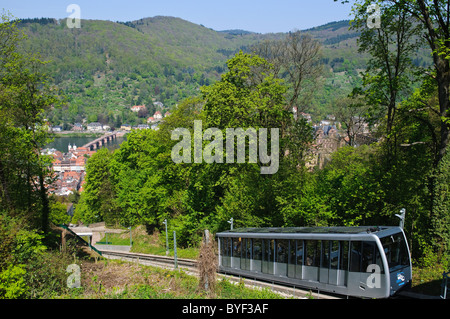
[{"xmin": 380, "ymin": 232, "xmax": 410, "ymax": 272}]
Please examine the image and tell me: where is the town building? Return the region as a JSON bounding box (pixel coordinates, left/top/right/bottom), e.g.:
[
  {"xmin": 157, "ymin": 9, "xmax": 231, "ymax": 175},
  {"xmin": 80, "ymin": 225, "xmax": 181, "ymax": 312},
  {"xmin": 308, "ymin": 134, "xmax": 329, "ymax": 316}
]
[
  {"xmin": 120, "ymin": 124, "xmax": 131, "ymax": 131},
  {"xmin": 87, "ymin": 122, "xmax": 103, "ymax": 131},
  {"xmin": 153, "ymin": 101, "xmax": 164, "ymax": 108},
  {"xmin": 72, "ymin": 123, "xmax": 84, "ymax": 131},
  {"xmin": 131, "ymin": 105, "xmax": 147, "ymax": 113},
  {"xmin": 153, "ymin": 111, "xmax": 163, "ymax": 120},
  {"xmin": 42, "ymin": 143, "xmax": 96, "ymax": 196}
]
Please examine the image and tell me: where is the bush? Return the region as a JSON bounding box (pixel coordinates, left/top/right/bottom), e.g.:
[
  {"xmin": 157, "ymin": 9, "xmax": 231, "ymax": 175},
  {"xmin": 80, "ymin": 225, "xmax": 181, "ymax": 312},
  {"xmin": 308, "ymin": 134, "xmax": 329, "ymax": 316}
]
[
  {"xmin": 0, "ymin": 264, "xmax": 27, "ymax": 299},
  {"xmin": 13, "ymin": 230, "xmax": 46, "ymax": 264},
  {"xmin": 24, "ymin": 250, "xmax": 74, "ymax": 298}
]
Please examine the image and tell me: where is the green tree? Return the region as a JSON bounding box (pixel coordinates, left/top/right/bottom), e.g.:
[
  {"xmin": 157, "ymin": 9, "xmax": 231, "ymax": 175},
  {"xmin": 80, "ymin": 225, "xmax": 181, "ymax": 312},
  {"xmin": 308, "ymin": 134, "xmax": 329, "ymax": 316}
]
[
  {"xmin": 76, "ymin": 148, "xmax": 116, "ymax": 224},
  {"xmin": 0, "ymin": 13, "xmax": 59, "ymax": 232},
  {"xmin": 350, "ymin": 0, "xmax": 422, "ymax": 162},
  {"xmin": 202, "ymin": 51, "xmax": 288, "ymax": 130},
  {"xmin": 251, "ymin": 31, "xmax": 323, "ymax": 112},
  {"xmin": 430, "ymin": 150, "xmax": 450, "ymax": 261}
]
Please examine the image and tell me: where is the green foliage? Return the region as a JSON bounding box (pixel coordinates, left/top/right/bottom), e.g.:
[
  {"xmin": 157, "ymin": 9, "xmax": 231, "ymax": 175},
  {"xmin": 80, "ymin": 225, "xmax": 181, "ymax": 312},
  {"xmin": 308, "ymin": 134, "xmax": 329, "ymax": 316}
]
[
  {"xmin": 0, "ymin": 264, "xmax": 27, "ymax": 299},
  {"xmin": 49, "ymin": 199, "xmax": 71, "ymax": 225},
  {"xmin": 12, "ymin": 229, "xmax": 46, "ymax": 264},
  {"xmin": 0, "ymin": 211, "xmax": 75, "ymax": 299},
  {"xmin": 23, "ymin": 250, "xmax": 74, "ymax": 298},
  {"xmin": 202, "ymin": 51, "xmax": 287, "ymax": 129},
  {"xmin": 0, "ymin": 212, "xmax": 17, "ymax": 271},
  {"xmin": 75, "ymin": 52, "xmax": 315, "ymax": 246},
  {"xmin": 314, "ymin": 145, "xmax": 391, "ymax": 225},
  {"xmin": 0, "ymin": 12, "xmax": 59, "ymax": 232},
  {"xmin": 430, "ymin": 149, "xmax": 450, "ymax": 259},
  {"xmin": 76, "ymin": 148, "xmax": 117, "ymax": 224}
]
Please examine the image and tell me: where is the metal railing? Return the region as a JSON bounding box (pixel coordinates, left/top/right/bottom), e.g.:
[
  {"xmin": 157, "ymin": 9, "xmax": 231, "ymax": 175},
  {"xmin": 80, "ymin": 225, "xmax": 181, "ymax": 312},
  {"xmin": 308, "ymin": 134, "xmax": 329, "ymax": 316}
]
[{"xmin": 59, "ymin": 224, "xmax": 103, "ymax": 256}]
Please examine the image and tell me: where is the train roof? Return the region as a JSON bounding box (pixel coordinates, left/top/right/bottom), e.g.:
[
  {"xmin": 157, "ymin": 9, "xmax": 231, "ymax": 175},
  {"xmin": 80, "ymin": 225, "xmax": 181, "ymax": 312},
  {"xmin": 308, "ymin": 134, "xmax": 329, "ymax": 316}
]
[{"xmin": 216, "ymin": 226, "xmax": 402, "ymax": 239}]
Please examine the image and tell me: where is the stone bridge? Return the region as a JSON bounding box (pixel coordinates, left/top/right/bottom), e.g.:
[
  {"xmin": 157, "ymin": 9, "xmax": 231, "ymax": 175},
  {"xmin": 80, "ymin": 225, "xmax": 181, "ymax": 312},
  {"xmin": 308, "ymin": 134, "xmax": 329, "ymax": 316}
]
[{"xmin": 82, "ymin": 132, "xmax": 117, "ymax": 151}]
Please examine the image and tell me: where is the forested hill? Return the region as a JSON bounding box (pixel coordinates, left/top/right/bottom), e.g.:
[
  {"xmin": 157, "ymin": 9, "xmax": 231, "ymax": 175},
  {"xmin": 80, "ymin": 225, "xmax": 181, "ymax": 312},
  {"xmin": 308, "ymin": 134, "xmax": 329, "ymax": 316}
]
[{"xmin": 15, "ymin": 16, "xmax": 369, "ymax": 128}]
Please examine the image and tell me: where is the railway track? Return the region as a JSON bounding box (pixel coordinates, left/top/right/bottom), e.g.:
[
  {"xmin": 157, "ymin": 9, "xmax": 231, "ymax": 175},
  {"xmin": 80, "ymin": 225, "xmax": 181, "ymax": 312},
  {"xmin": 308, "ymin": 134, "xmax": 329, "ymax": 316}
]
[
  {"xmin": 97, "ymin": 249, "xmax": 340, "ymax": 299},
  {"xmin": 98, "ymin": 250, "xmax": 198, "ymax": 270}
]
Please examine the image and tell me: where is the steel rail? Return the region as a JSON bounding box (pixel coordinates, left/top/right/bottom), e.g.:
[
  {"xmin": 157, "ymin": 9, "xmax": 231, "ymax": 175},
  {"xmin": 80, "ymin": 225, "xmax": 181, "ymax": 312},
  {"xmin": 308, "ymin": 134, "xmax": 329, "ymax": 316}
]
[{"xmin": 98, "ymin": 250, "xmax": 197, "ymax": 269}]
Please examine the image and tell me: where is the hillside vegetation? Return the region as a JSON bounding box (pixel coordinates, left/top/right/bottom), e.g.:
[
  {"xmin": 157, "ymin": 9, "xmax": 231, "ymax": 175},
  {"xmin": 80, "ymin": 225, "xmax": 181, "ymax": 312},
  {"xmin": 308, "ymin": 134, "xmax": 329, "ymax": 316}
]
[{"xmin": 14, "ymin": 16, "xmax": 372, "ymax": 128}]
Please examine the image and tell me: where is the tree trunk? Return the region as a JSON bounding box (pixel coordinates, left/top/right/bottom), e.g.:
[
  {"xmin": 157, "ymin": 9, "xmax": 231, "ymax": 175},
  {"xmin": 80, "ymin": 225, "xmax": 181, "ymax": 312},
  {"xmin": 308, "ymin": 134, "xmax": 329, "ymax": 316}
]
[{"xmin": 39, "ymin": 172, "xmax": 49, "ymax": 233}]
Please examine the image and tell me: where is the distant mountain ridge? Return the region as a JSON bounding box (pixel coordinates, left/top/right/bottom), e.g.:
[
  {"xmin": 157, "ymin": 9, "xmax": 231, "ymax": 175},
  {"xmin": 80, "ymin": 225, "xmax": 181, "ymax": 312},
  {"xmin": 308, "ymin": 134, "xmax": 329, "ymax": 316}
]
[{"xmin": 14, "ymin": 15, "xmax": 369, "ymax": 127}]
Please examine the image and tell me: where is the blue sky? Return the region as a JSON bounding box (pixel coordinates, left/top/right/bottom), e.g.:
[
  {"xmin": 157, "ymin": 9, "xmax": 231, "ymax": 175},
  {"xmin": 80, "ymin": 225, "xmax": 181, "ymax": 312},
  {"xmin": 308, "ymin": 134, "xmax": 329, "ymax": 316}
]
[{"xmin": 1, "ymin": 0, "xmax": 355, "ymax": 33}]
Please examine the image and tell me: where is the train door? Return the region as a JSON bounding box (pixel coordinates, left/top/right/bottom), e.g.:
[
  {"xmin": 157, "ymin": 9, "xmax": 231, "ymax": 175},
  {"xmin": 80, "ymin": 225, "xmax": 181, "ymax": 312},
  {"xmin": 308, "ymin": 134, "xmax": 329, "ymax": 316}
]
[
  {"xmin": 360, "ymin": 241, "xmax": 377, "ymax": 289},
  {"xmin": 338, "ymin": 241, "xmax": 349, "ymax": 286},
  {"xmin": 231, "ymin": 237, "xmax": 241, "ymax": 269},
  {"xmin": 220, "ymin": 237, "xmax": 231, "ymax": 268},
  {"xmin": 303, "ymin": 240, "xmax": 319, "ymax": 281},
  {"xmin": 287, "ymin": 240, "xmax": 296, "ymax": 278},
  {"xmin": 328, "ymin": 241, "xmax": 341, "ymax": 286},
  {"xmin": 295, "ymin": 240, "xmax": 304, "ymax": 280},
  {"xmin": 319, "ymin": 240, "xmax": 330, "ymax": 284},
  {"xmin": 240, "ymin": 238, "xmax": 251, "ymax": 270},
  {"xmin": 262, "ymin": 239, "xmax": 274, "ymax": 274},
  {"xmin": 275, "ymin": 239, "xmax": 288, "ymax": 276},
  {"xmin": 287, "ymin": 240, "xmax": 304, "ymax": 280},
  {"xmin": 320, "ymin": 240, "xmax": 348, "ymax": 286},
  {"xmin": 252, "ymin": 238, "xmax": 262, "ymax": 273},
  {"xmin": 380, "ymin": 232, "xmax": 411, "ymax": 295}
]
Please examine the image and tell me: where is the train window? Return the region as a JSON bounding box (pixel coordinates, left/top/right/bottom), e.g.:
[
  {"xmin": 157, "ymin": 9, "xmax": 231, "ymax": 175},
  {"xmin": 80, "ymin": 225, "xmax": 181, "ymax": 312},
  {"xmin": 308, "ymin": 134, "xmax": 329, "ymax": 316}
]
[
  {"xmin": 380, "ymin": 233, "xmax": 410, "ymax": 271},
  {"xmin": 339, "ymin": 241, "xmax": 349, "ymax": 271},
  {"xmin": 349, "ymin": 241, "xmax": 361, "ymax": 272},
  {"xmin": 296, "ymin": 240, "xmax": 304, "ymax": 266},
  {"xmin": 232, "ymin": 238, "xmax": 241, "ymax": 258},
  {"xmin": 275, "ymin": 240, "xmax": 288, "ymax": 276},
  {"xmin": 220, "ymin": 238, "xmax": 224, "ymax": 256},
  {"xmin": 321, "ymin": 240, "xmax": 330, "ymax": 269},
  {"xmin": 221, "ymin": 237, "xmax": 229, "ymax": 256},
  {"xmin": 375, "ymin": 249, "xmax": 384, "ymax": 274},
  {"xmin": 288, "ymin": 240, "xmax": 296, "ymax": 278},
  {"xmin": 362, "ymin": 241, "xmax": 376, "ymax": 272},
  {"xmin": 220, "ymin": 237, "xmax": 231, "ymax": 267},
  {"xmin": 262, "ymin": 239, "xmax": 274, "ymax": 274},
  {"xmin": 253, "ymin": 239, "xmax": 262, "ymax": 261},
  {"xmin": 288, "ymin": 240, "xmax": 296, "ymax": 265},
  {"xmin": 276, "ymin": 240, "xmax": 288, "ymax": 264},
  {"xmin": 241, "ymin": 238, "xmax": 251, "ymax": 270},
  {"xmin": 330, "ymin": 241, "xmax": 339, "ymax": 270},
  {"xmin": 295, "ymin": 240, "xmax": 304, "ymax": 279},
  {"xmin": 305, "ymin": 240, "xmax": 319, "ymax": 267}
]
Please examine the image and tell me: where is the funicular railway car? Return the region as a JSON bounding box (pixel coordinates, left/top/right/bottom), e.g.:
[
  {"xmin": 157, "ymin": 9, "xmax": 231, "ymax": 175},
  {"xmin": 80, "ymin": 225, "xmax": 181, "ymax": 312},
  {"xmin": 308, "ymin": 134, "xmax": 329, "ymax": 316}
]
[{"xmin": 216, "ymin": 226, "xmax": 412, "ymax": 298}]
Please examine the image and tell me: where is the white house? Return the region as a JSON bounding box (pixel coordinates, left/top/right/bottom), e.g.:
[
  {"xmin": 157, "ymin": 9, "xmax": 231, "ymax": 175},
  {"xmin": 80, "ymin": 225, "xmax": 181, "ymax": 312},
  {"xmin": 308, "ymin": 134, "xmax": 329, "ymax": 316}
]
[
  {"xmin": 153, "ymin": 111, "xmax": 163, "ymax": 120},
  {"xmin": 87, "ymin": 122, "xmax": 103, "ymax": 131},
  {"xmin": 131, "ymin": 105, "xmax": 147, "ymax": 113}
]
